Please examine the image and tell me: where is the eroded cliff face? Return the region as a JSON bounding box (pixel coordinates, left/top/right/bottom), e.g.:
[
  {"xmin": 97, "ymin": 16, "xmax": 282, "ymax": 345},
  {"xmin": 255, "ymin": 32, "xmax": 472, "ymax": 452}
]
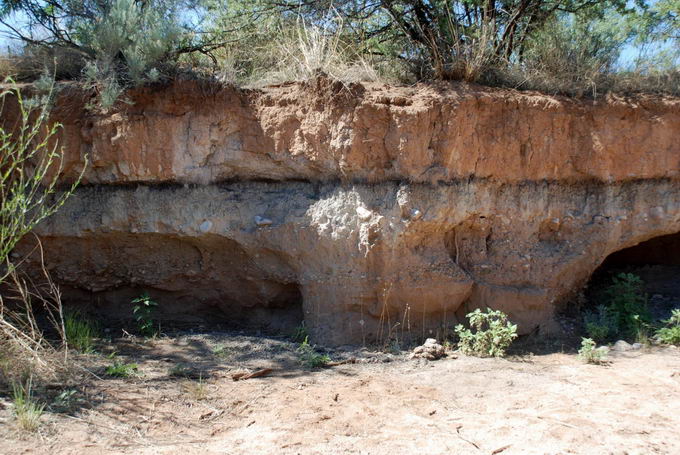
[{"xmin": 14, "ymin": 77, "xmax": 680, "ymax": 344}]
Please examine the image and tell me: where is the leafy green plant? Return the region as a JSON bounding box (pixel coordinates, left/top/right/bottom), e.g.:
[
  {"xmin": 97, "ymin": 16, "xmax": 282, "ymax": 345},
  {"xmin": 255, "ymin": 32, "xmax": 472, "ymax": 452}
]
[
  {"xmin": 297, "ymin": 336, "xmax": 330, "ymax": 368},
  {"xmin": 52, "ymin": 389, "xmax": 78, "ymax": 411},
  {"xmin": 455, "ymin": 308, "xmax": 518, "ymax": 357},
  {"xmin": 105, "ymin": 360, "xmax": 138, "ymax": 378},
  {"xmin": 132, "ymin": 293, "xmax": 158, "ymax": 337},
  {"xmin": 291, "ymin": 322, "xmax": 308, "ymax": 343},
  {"xmin": 604, "ymin": 273, "xmax": 650, "ymax": 337},
  {"xmin": 583, "ymin": 304, "xmax": 619, "ymax": 342},
  {"xmin": 12, "ymin": 377, "xmax": 45, "ymax": 432},
  {"xmin": 64, "ymin": 312, "xmax": 98, "ymax": 353},
  {"xmin": 655, "ymin": 309, "xmax": 680, "ymax": 345},
  {"xmin": 578, "ymin": 337, "xmax": 607, "ymax": 364}
]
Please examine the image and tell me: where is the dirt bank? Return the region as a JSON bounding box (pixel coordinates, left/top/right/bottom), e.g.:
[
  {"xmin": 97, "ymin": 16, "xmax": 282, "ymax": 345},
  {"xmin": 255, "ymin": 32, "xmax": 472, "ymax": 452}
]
[{"xmin": 8, "ymin": 77, "xmax": 680, "ymax": 344}]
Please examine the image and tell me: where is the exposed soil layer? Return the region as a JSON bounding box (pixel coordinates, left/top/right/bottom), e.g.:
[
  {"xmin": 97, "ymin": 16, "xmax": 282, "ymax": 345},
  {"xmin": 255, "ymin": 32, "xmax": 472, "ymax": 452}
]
[
  {"xmin": 26, "ymin": 77, "xmax": 680, "ymax": 185},
  {"xmin": 6, "ymin": 77, "xmax": 680, "ymax": 344},
  {"xmin": 0, "ymin": 333, "xmax": 679, "ymax": 454},
  {"xmin": 23, "ymin": 178, "xmax": 680, "ymax": 344}
]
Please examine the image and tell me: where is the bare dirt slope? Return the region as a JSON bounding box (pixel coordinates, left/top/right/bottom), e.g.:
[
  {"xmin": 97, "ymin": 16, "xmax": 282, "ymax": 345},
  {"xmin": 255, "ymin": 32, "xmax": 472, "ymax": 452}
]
[
  {"xmin": 1, "ymin": 334, "xmax": 679, "ymax": 455},
  {"xmin": 16, "ymin": 77, "xmax": 680, "ymax": 345}
]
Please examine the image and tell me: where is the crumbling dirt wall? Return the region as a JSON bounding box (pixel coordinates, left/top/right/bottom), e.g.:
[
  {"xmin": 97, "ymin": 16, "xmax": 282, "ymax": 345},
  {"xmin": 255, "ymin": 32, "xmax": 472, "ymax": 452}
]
[{"xmin": 14, "ymin": 77, "xmax": 680, "ymax": 344}]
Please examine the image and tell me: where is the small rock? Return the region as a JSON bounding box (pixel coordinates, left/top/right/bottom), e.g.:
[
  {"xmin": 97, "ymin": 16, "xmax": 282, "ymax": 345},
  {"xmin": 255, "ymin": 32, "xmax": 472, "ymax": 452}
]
[
  {"xmin": 356, "ymin": 206, "xmax": 372, "ymax": 221},
  {"xmin": 631, "ymin": 343, "xmax": 643, "ymax": 350},
  {"xmin": 612, "ymin": 340, "xmax": 633, "ymax": 352},
  {"xmin": 254, "ymin": 216, "xmax": 273, "ymax": 226},
  {"xmin": 410, "ymin": 338, "xmax": 446, "ymax": 360},
  {"xmin": 650, "ymin": 206, "xmax": 664, "ymax": 219},
  {"xmin": 199, "ymin": 220, "xmax": 213, "ymax": 233},
  {"xmin": 410, "ymin": 208, "xmax": 423, "ymax": 220},
  {"xmin": 596, "ymin": 346, "xmax": 610, "ymax": 355}
]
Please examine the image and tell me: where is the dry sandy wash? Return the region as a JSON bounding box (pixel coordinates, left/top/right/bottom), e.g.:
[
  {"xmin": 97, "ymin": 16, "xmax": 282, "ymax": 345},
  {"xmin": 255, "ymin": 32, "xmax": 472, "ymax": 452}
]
[{"xmin": 1, "ymin": 334, "xmax": 679, "ymax": 455}]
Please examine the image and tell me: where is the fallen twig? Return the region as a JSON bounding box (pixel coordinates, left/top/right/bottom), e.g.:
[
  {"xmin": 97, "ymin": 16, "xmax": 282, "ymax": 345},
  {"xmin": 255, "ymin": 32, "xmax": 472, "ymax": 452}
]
[
  {"xmin": 231, "ymin": 368, "xmax": 274, "ymax": 381},
  {"xmin": 324, "ymin": 358, "xmax": 357, "ymax": 367},
  {"xmin": 455, "ymin": 425, "xmax": 481, "ymax": 451}
]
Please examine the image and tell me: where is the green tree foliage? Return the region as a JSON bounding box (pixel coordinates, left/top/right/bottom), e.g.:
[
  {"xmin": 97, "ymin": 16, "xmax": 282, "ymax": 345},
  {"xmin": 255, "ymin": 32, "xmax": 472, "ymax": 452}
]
[
  {"xmin": 0, "ymin": 1, "xmax": 222, "ymax": 105},
  {"xmin": 1, "ymin": 1, "xmax": 678, "ymax": 92}
]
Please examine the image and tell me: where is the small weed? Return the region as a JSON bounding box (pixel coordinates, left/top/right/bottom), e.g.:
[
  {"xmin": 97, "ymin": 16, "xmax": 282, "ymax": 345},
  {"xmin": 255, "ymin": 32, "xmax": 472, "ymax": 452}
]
[
  {"xmin": 455, "ymin": 308, "xmax": 518, "ymax": 357},
  {"xmin": 297, "ymin": 336, "xmax": 330, "ymax": 368},
  {"xmin": 181, "ymin": 375, "xmax": 209, "ymax": 401},
  {"xmin": 578, "ymin": 338, "xmax": 607, "ymax": 365},
  {"xmin": 12, "ymin": 378, "xmax": 45, "ymax": 432},
  {"xmin": 655, "ymin": 309, "xmax": 680, "ymax": 345},
  {"xmin": 64, "ymin": 312, "xmax": 98, "ymax": 353},
  {"xmin": 212, "ymin": 344, "xmax": 233, "ymax": 358},
  {"xmin": 633, "ymin": 319, "xmax": 653, "ymax": 346},
  {"xmin": 105, "ymin": 360, "xmax": 139, "ymax": 378},
  {"xmin": 52, "ymin": 389, "xmax": 78, "ymax": 412},
  {"xmin": 384, "ymin": 338, "xmax": 402, "ymax": 355},
  {"xmin": 291, "ymin": 323, "xmax": 308, "ymax": 343},
  {"xmin": 132, "ymin": 293, "xmax": 158, "ymax": 337}
]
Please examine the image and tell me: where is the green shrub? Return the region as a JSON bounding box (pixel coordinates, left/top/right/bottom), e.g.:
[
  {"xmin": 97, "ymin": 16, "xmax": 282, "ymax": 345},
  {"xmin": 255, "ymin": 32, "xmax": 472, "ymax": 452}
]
[
  {"xmin": 81, "ymin": 0, "xmax": 183, "ymax": 108},
  {"xmin": 64, "ymin": 312, "xmax": 98, "ymax": 353},
  {"xmin": 296, "ymin": 336, "xmax": 330, "ymax": 368},
  {"xmin": 578, "ymin": 337, "xmax": 607, "ymax": 364},
  {"xmin": 655, "ymin": 309, "xmax": 680, "ymax": 345},
  {"xmin": 132, "ymin": 293, "xmax": 158, "ymax": 337},
  {"xmin": 583, "ymin": 304, "xmax": 619, "ymax": 342},
  {"xmin": 604, "ymin": 273, "xmax": 650, "ymax": 338},
  {"xmin": 455, "ymin": 308, "xmax": 518, "ymax": 358}
]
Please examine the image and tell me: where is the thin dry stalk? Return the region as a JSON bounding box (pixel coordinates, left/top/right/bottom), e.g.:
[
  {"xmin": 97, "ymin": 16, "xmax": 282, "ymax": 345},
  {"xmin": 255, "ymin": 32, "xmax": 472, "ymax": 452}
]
[{"xmin": 0, "ymin": 241, "xmax": 69, "ymax": 388}]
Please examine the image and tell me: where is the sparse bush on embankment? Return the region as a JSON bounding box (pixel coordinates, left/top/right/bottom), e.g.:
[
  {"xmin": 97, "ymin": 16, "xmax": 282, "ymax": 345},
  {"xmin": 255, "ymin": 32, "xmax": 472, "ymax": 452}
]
[{"xmin": 0, "ymin": 1, "xmax": 677, "ymax": 102}]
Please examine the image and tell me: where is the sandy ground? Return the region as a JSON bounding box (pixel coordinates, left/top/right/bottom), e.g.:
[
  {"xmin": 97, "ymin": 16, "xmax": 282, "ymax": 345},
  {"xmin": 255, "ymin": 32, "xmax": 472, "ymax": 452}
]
[{"xmin": 1, "ymin": 333, "xmax": 679, "ymax": 455}]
